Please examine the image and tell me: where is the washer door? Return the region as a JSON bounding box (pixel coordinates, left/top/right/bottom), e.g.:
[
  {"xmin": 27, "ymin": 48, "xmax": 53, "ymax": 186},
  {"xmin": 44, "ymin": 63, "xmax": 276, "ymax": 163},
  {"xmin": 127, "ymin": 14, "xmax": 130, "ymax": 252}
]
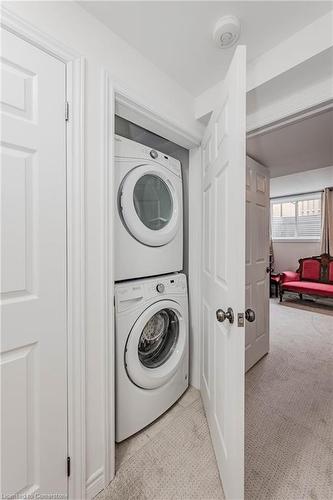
[
  {"xmin": 120, "ymin": 164, "xmax": 180, "ymax": 247},
  {"xmin": 125, "ymin": 300, "xmax": 186, "ymax": 389}
]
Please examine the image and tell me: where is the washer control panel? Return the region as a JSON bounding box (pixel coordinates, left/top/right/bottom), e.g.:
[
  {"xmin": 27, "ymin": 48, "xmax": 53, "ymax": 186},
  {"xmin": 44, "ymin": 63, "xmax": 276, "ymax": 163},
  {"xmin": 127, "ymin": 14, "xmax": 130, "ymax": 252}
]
[
  {"xmin": 156, "ymin": 283, "xmax": 165, "ymax": 293},
  {"xmin": 115, "ymin": 274, "xmax": 186, "ymax": 313},
  {"xmin": 147, "ymin": 274, "xmax": 186, "ymax": 296}
]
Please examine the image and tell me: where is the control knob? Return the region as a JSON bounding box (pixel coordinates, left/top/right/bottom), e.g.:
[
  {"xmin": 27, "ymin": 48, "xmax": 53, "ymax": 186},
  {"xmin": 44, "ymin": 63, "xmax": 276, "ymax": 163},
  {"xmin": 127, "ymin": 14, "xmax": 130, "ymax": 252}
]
[{"xmin": 156, "ymin": 283, "xmax": 165, "ymax": 293}]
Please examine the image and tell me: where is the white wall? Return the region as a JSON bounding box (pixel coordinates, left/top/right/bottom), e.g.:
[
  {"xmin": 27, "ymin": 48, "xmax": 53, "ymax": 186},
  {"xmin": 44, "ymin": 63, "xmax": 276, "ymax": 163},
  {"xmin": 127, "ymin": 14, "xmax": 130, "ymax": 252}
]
[
  {"xmin": 272, "ymin": 241, "xmax": 320, "ymax": 272},
  {"xmin": 247, "ymin": 47, "xmax": 333, "ymax": 132},
  {"xmin": 2, "ymin": 2, "xmax": 202, "ymax": 497},
  {"xmin": 270, "ymin": 166, "xmax": 333, "ymax": 272},
  {"xmin": 246, "ymin": 10, "xmax": 333, "ymax": 91}
]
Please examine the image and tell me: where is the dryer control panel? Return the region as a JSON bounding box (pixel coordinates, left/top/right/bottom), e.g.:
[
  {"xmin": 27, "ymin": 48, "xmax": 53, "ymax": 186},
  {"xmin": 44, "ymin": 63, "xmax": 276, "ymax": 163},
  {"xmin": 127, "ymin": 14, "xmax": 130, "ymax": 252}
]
[{"xmin": 115, "ymin": 135, "xmax": 181, "ymax": 178}]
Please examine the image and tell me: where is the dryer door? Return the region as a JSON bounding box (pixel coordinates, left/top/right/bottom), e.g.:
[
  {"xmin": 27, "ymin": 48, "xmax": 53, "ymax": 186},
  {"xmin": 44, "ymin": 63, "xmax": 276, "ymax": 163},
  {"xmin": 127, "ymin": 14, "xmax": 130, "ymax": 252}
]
[
  {"xmin": 125, "ymin": 300, "xmax": 187, "ymax": 389},
  {"xmin": 120, "ymin": 164, "xmax": 180, "ymax": 246}
]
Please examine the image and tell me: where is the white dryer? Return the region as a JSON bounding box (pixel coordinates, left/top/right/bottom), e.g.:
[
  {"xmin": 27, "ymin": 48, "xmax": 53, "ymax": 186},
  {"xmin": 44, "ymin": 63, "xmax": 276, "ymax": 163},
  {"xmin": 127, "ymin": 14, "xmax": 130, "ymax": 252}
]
[
  {"xmin": 114, "ymin": 135, "xmax": 183, "ymax": 281},
  {"xmin": 115, "ymin": 273, "xmax": 188, "ymax": 442}
]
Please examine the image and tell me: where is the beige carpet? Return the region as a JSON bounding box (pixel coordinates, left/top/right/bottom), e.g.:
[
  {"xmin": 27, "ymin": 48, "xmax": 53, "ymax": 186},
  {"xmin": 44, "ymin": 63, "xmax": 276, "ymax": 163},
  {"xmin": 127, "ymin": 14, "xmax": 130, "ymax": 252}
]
[
  {"xmin": 96, "ymin": 386, "xmax": 224, "ymax": 500},
  {"xmin": 245, "ymin": 300, "xmax": 333, "ymax": 500}
]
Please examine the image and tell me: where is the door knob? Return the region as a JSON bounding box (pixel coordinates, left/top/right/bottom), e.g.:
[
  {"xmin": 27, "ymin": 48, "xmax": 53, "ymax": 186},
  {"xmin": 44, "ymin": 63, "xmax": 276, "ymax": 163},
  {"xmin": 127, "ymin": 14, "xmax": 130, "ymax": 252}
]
[
  {"xmin": 245, "ymin": 308, "xmax": 255, "ymax": 322},
  {"xmin": 216, "ymin": 307, "xmax": 234, "ymax": 324}
]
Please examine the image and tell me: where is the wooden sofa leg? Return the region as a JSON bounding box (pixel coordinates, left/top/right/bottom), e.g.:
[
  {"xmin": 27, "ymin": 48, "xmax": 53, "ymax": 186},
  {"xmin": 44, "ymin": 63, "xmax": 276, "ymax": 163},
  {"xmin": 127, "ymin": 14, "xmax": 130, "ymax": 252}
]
[
  {"xmin": 279, "ymin": 290, "xmax": 283, "ymax": 302},
  {"xmin": 299, "ymin": 293, "xmax": 303, "ymax": 300}
]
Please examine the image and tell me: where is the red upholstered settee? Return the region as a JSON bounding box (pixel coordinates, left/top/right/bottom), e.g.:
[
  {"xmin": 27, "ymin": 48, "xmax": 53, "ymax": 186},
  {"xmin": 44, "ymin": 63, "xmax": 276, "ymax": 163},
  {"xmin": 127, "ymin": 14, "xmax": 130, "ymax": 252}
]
[{"xmin": 279, "ymin": 253, "xmax": 333, "ymax": 302}]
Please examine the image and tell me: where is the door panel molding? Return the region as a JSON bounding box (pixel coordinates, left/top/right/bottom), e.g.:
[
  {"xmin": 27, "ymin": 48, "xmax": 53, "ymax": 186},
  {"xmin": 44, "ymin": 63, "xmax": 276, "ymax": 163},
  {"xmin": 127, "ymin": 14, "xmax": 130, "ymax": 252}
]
[
  {"xmin": 1, "ymin": 7, "xmax": 85, "ymax": 499},
  {"xmin": 200, "ymin": 46, "xmax": 246, "ymax": 500},
  {"xmin": 245, "ymin": 157, "xmax": 270, "ymax": 372}
]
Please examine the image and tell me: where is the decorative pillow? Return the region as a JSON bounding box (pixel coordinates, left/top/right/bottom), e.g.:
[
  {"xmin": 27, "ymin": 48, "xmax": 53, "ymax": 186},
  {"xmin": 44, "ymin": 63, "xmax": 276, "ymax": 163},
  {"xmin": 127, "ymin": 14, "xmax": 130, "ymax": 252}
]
[
  {"xmin": 281, "ymin": 271, "xmax": 300, "ymax": 283},
  {"xmin": 301, "ymin": 259, "xmax": 321, "ymax": 281}
]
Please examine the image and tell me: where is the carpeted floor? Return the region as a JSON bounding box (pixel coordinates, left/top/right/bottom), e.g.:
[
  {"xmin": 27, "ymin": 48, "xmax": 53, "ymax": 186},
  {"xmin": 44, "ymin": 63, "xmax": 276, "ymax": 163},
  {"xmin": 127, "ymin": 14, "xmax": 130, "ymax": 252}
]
[
  {"xmin": 96, "ymin": 300, "xmax": 333, "ymax": 500},
  {"xmin": 96, "ymin": 386, "xmax": 224, "ymax": 500},
  {"xmin": 245, "ymin": 299, "xmax": 333, "ymax": 500}
]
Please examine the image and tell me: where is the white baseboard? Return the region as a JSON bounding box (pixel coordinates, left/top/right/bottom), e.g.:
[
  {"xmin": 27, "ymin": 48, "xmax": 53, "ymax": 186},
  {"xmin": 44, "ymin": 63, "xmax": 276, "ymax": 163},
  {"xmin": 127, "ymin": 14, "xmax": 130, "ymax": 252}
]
[{"xmin": 86, "ymin": 468, "xmax": 105, "ymax": 499}]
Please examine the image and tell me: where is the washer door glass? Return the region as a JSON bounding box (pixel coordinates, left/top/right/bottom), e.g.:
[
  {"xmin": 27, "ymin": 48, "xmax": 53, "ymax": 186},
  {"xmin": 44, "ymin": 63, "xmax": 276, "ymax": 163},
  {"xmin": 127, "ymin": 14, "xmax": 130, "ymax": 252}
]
[
  {"xmin": 125, "ymin": 299, "xmax": 186, "ymax": 389},
  {"xmin": 133, "ymin": 174, "xmax": 173, "ymax": 231},
  {"xmin": 138, "ymin": 309, "xmax": 179, "ymax": 369}
]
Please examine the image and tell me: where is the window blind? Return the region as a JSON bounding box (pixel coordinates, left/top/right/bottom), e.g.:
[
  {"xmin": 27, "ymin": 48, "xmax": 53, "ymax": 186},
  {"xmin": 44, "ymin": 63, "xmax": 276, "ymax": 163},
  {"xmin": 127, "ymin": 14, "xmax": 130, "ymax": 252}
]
[{"xmin": 271, "ymin": 192, "xmax": 322, "ymax": 240}]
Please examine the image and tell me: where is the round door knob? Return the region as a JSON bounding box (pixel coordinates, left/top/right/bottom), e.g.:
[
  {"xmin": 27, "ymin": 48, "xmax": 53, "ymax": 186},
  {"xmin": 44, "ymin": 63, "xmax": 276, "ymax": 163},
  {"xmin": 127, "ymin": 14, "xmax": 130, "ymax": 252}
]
[
  {"xmin": 216, "ymin": 307, "xmax": 234, "ymax": 324},
  {"xmin": 156, "ymin": 283, "xmax": 165, "ymax": 293},
  {"xmin": 245, "ymin": 308, "xmax": 255, "ymax": 322},
  {"xmin": 150, "ymin": 150, "xmax": 158, "ymax": 159}
]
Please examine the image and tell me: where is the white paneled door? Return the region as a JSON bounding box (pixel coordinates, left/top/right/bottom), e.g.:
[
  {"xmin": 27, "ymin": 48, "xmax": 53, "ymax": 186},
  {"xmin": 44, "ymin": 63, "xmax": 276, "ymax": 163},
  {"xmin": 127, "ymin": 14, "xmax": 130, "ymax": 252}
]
[
  {"xmin": 201, "ymin": 46, "xmax": 246, "ymax": 500},
  {"xmin": 245, "ymin": 157, "xmax": 270, "ymax": 371},
  {"xmin": 1, "ymin": 30, "xmax": 68, "ymax": 497}
]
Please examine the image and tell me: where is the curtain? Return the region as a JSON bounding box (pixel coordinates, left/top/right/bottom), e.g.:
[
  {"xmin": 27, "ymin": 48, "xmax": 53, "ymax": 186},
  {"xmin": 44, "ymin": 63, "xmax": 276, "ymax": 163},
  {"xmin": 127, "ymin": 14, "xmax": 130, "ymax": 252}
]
[
  {"xmin": 269, "ymin": 215, "xmax": 274, "ymax": 270},
  {"xmin": 269, "ymin": 238, "xmax": 274, "ymax": 269},
  {"xmin": 320, "ymin": 188, "xmax": 333, "ymax": 256}
]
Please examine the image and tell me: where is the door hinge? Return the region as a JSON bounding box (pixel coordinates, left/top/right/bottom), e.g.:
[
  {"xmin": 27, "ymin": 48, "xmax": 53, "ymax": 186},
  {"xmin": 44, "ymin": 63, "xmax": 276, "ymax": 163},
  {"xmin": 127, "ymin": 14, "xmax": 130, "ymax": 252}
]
[
  {"xmin": 65, "ymin": 101, "xmax": 69, "ymax": 122},
  {"xmin": 67, "ymin": 456, "xmax": 71, "ymax": 477}
]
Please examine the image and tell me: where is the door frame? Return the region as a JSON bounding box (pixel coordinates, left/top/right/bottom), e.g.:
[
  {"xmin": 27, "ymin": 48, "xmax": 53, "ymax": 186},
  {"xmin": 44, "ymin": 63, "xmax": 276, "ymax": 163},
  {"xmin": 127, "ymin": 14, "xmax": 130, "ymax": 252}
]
[
  {"xmin": 1, "ymin": 7, "xmax": 86, "ymax": 500},
  {"xmin": 247, "ymin": 100, "xmax": 333, "ymax": 138}
]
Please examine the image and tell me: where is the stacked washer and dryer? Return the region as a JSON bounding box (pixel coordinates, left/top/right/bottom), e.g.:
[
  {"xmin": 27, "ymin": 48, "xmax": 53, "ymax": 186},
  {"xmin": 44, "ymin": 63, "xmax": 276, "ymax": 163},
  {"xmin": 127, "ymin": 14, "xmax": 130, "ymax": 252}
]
[{"xmin": 114, "ymin": 135, "xmax": 189, "ymax": 442}]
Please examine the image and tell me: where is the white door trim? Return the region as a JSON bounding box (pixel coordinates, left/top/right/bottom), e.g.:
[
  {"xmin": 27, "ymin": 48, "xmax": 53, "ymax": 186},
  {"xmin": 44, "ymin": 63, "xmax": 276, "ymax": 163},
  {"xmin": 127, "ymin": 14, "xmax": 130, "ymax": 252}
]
[
  {"xmin": 115, "ymin": 87, "xmax": 201, "ymax": 150},
  {"xmin": 100, "ymin": 68, "xmax": 115, "ymax": 493},
  {"xmin": 247, "ymin": 100, "xmax": 333, "ymax": 138},
  {"xmin": 188, "ymin": 147, "xmax": 202, "ymax": 390},
  {"xmin": 0, "ymin": 7, "xmax": 86, "ymax": 500}
]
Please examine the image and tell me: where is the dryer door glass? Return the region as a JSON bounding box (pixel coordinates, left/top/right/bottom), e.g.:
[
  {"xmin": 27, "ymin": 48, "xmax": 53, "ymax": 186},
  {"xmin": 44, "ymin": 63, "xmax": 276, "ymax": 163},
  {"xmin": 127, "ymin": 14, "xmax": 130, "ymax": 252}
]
[
  {"xmin": 138, "ymin": 309, "xmax": 179, "ymax": 368},
  {"xmin": 133, "ymin": 174, "xmax": 173, "ymax": 230}
]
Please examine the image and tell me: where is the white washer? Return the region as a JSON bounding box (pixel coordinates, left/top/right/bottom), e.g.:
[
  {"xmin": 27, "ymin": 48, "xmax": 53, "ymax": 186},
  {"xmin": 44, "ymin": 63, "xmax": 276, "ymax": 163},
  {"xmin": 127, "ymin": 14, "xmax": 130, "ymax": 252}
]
[
  {"xmin": 115, "ymin": 135, "xmax": 183, "ymax": 281},
  {"xmin": 115, "ymin": 273, "xmax": 188, "ymax": 442}
]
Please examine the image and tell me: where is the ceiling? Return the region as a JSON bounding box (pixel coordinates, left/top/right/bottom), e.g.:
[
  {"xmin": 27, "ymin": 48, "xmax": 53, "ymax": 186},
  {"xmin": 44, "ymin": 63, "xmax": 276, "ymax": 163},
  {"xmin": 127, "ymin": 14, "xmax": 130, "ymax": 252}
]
[
  {"xmin": 79, "ymin": 1, "xmax": 332, "ymax": 96},
  {"xmin": 247, "ymin": 108, "xmax": 333, "ymax": 177}
]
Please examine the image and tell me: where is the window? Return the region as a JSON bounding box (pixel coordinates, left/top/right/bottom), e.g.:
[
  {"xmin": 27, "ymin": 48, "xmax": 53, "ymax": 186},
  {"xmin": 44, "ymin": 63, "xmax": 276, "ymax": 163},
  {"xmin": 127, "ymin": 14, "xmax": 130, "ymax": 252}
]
[{"xmin": 271, "ymin": 192, "xmax": 322, "ymax": 240}]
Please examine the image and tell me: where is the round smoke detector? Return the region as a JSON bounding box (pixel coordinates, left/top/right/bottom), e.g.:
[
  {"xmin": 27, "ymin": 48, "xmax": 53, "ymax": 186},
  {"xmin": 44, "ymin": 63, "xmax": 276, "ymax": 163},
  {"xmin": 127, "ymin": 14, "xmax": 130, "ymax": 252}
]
[{"xmin": 213, "ymin": 15, "xmax": 240, "ymax": 49}]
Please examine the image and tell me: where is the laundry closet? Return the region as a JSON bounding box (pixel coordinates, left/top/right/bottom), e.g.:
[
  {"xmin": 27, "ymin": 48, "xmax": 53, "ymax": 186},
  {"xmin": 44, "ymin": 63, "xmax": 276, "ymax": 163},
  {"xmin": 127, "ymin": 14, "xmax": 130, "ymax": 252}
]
[{"xmin": 113, "ymin": 115, "xmax": 191, "ymax": 442}]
